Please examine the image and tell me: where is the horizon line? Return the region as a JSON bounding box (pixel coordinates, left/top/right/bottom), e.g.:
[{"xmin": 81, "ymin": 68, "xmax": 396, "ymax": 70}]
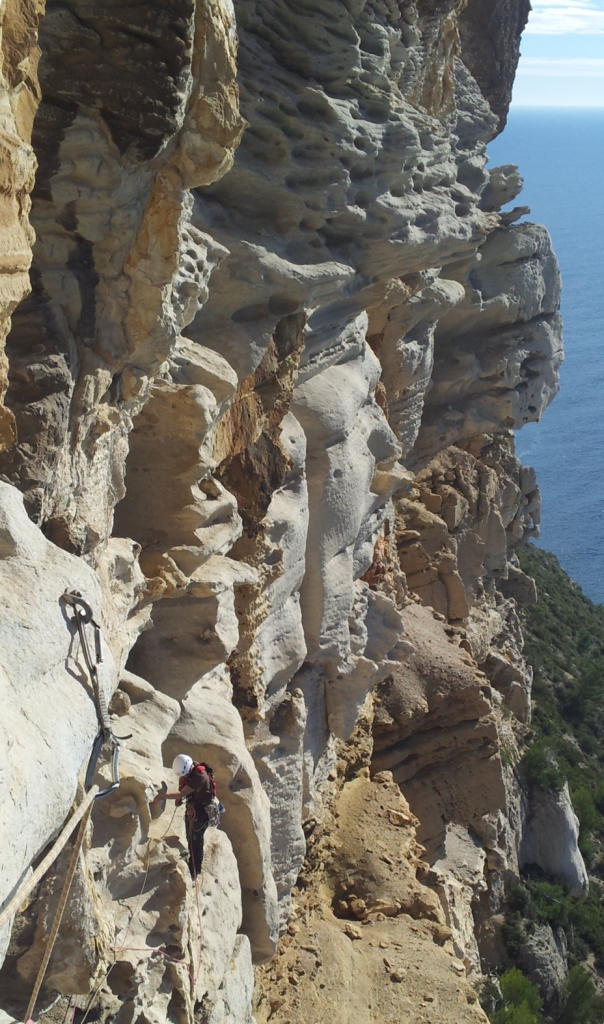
[{"xmin": 510, "ymin": 103, "xmax": 604, "ymax": 108}]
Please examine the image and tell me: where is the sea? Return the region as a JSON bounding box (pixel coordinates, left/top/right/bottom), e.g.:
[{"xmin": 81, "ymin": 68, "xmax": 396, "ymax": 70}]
[{"xmin": 487, "ymin": 108, "xmax": 604, "ymax": 606}]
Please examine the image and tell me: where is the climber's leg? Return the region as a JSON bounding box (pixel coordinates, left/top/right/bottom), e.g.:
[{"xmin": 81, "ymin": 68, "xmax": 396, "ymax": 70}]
[{"xmin": 188, "ymin": 816, "xmax": 209, "ymax": 879}]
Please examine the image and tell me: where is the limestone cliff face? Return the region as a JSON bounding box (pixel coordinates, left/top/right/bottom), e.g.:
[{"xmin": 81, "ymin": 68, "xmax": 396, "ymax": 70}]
[{"xmin": 0, "ymin": 2, "xmax": 565, "ymax": 1023}]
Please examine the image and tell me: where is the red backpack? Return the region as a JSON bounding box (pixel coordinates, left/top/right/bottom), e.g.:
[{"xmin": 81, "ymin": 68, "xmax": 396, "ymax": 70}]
[{"xmin": 187, "ymin": 762, "xmax": 217, "ymax": 803}]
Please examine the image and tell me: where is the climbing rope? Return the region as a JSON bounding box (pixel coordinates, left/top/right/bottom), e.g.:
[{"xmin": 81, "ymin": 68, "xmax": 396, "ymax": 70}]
[
  {"xmin": 0, "ymin": 786, "xmax": 99, "ymax": 932},
  {"xmin": 192, "ymin": 875, "xmax": 204, "ymax": 992},
  {"xmin": 25, "ymin": 797, "xmax": 95, "ymax": 1023},
  {"xmin": 6, "ymin": 592, "xmax": 204, "ymax": 1022},
  {"xmin": 76, "ymin": 804, "xmax": 187, "ymax": 1024}
]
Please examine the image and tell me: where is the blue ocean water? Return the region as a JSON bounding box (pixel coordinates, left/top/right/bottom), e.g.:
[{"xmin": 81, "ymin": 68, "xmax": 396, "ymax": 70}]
[{"xmin": 488, "ymin": 108, "xmax": 604, "ymax": 605}]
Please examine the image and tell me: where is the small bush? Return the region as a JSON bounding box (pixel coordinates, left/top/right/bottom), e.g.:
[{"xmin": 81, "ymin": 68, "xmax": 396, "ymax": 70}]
[
  {"xmin": 507, "ymin": 885, "xmax": 530, "ymax": 915},
  {"xmin": 556, "ymin": 965, "xmax": 604, "ymax": 1024},
  {"xmin": 492, "ymin": 969, "xmax": 542, "ymax": 1024},
  {"xmin": 502, "ymin": 914, "xmax": 526, "ymax": 960},
  {"xmin": 494, "ymin": 1006, "xmax": 541, "ymax": 1024},
  {"xmin": 520, "ymin": 741, "xmax": 565, "ymax": 792},
  {"xmin": 528, "ymin": 880, "xmax": 570, "ymax": 929},
  {"xmin": 571, "ymin": 888, "xmax": 604, "ymax": 969},
  {"xmin": 571, "ymin": 788, "xmax": 599, "ymax": 864},
  {"xmin": 593, "ymin": 781, "xmax": 604, "ymax": 815}
]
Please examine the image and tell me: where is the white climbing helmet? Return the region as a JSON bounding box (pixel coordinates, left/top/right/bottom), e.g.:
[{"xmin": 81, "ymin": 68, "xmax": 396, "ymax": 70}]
[{"xmin": 172, "ymin": 753, "xmax": 194, "ymax": 777}]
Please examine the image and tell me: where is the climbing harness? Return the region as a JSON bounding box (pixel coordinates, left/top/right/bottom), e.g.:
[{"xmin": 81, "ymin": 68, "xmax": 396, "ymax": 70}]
[{"xmin": 61, "ymin": 591, "xmax": 124, "ymax": 799}]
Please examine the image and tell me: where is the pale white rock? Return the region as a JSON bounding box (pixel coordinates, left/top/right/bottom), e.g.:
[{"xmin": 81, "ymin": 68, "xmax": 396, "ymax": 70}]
[
  {"xmin": 520, "ymin": 923, "xmax": 568, "ymax": 1008},
  {"xmin": 0, "ymin": 0, "xmax": 567, "ymax": 1020},
  {"xmin": 324, "ymin": 583, "xmax": 406, "ymax": 740},
  {"xmin": 164, "ymin": 681, "xmax": 279, "ymax": 963},
  {"xmin": 246, "ymin": 689, "xmax": 307, "ymax": 921},
  {"xmin": 95, "ymin": 538, "xmax": 151, "ymax": 673},
  {"xmin": 189, "ymin": 829, "xmax": 244, "ymax": 1005},
  {"xmin": 82, "ymin": 678, "xmax": 247, "ymax": 1024},
  {"xmin": 520, "ymin": 783, "xmax": 588, "ymax": 898},
  {"xmin": 170, "ymin": 338, "xmax": 238, "ymax": 410},
  {"xmin": 292, "ymin": 344, "xmax": 405, "ymax": 671},
  {"xmin": 129, "ymin": 556, "xmax": 256, "ymax": 702},
  {"xmin": 0, "ymin": 481, "xmax": 115, "ymax": 964},
  {"xmin": 480, "ymin": 164, "xmax": 524, "ymax": 213},
  {"xmin": 369, "ymin": 276, "xmax": 466, "ymax": 458},
  {"xmin": 201, "ymin": 935, "xmax": 255, "ymax": 1024},
  {"xmin": 116, "ymin": 671, "xmax": 181, "ymax": 777},
  {"xmin": 429, "ymin": 823, "xmax": 487, "ymax": 975},
  {"xmin": 244, "ymin": 413, "xmax": 309, "ymax": 704},
  {"xmin": 413, "ymin": 221, "xmax": 563, "ymax": 465}
]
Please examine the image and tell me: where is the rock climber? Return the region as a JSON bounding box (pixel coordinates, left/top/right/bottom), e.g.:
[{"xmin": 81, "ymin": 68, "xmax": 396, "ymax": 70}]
[{"xmin": 152, "ymin": 754, "xmax": 217, "ymax": 878}]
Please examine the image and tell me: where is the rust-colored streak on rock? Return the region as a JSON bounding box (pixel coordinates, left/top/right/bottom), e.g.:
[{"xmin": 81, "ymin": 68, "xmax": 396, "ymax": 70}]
[{"xmin": 216, "ymin": 311, "xmax": 305, "ymax": 533}]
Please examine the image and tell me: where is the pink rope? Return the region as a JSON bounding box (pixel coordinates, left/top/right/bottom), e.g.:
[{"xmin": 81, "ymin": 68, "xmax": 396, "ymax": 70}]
[{"xmin": 109, "ymin": 945, "xmax": 188, "ymax": 965}]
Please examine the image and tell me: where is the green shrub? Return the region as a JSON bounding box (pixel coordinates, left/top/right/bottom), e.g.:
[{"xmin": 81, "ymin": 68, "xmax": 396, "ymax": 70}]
[
  {"xmin": 572, "ymin": 789, "xmax": 598, "ymax": 831},
  {"xmin": 556, "ymin": 965, "xmax": 604, "ymax": 1024},
  {"xmin": 528, "ymin": 880, "xmax": 570, "ymax": 929},
  {"xmin": 502, "ymin": 914, "xmax": 526, "ymax": 960},
  {"xmin": 593, "ymin": 781, "xmax": 604, "ymax": 815},
  {"xmin": 507, "ymin": 885, "xmax": 530, "ymax": 915},
  {"xmin": 571, "ymin": 888, "xmax": 604, "ymax": 969},
  {"xmin": 502, "ymin": 878, "xmax": 604, "ymax": 973},
  {"xmin": 492, "ymin": 969, "xmax": 542, "ymax": 1024},
  {"xmin": 577, "ymin": 732, "xmax": 598, "ymax": 757},
  {"xmin": 554, "ymin": 738, "xmax": 582, "ymax": 768},
  {"xmin": 571, "ymin": 789, "xmax": 599, "ymax": 864},
  {"xmin": 494, "ymin": 1006, "xmax": 542, "ymax": 1024},
  {"xmin": 520, "ymin": 741, "xmax": 565, "ymax": 792}
]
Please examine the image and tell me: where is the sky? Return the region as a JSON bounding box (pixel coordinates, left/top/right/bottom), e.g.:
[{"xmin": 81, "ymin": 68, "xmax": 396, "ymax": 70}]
[{"xmin": 513, "ymin": 0, "xmax": 604, "ymax": 106}]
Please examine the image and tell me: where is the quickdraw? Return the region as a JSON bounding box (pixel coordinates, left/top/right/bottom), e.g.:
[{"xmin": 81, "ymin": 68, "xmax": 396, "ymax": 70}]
[{"xmin": 61, "ymin": 590, "xmax": 125, "ymax": 800}]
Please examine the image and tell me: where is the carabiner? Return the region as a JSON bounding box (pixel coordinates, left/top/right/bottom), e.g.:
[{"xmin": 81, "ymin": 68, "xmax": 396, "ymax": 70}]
[{"xmin": 62, "ymin": 590, "xmax": 94, "ymax": 625}]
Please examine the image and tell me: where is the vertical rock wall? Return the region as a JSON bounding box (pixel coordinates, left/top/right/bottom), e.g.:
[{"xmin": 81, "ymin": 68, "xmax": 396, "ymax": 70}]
[{"xmin": 0, "ymin": 2, "xmax": 565, "ymax": 1022}]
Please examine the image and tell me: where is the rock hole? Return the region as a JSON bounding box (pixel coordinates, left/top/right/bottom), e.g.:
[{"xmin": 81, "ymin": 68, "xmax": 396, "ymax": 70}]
[
  {"xmin": 231, "ymin": 303, "xmax": 270, "ymax": 324},
  {"xmin": 107, "ymin": 961, "xmax": 136, "ymax": 996}
]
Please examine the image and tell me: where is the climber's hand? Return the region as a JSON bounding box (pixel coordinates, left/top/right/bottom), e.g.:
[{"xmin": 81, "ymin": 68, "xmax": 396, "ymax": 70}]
[{"xmin": 150, "ymin": 781, "xmax": 168, "ymax": 805}]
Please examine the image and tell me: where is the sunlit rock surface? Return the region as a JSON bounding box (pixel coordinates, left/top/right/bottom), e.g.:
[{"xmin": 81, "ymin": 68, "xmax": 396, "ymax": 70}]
[{"xmin": 0, "ymin": 0, "xmax": 565, "ymax": 1021}]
